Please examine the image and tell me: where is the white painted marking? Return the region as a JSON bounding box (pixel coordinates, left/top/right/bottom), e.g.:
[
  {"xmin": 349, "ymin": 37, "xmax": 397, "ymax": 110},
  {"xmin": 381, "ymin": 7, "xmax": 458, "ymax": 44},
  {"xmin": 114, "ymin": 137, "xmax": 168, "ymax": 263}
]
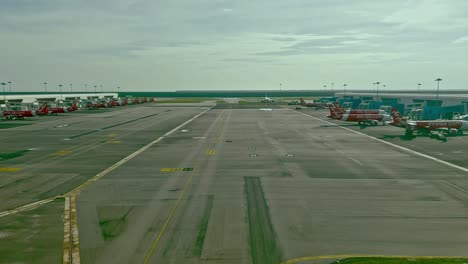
[
  {"xmin": 181, "ymin": 129, "xmax": 189, "ymax": 132},
  {"xmin": 0, "ymin": 106, "xmax": 214, "ymax": 219},
  {"xmin": 288, "ymin": 108, "xmax": 468, "ymax": 173},
  {"xmin": 0, "ymin": 196, "xmax": 59, "ymax": 218},
  {"xmin": 192, "ymin": 136, "xmax": 206, "ymax": 139},
  {"xmin": 70, "ymin": 106, "xmax": 214, "ymax": 194},
  {"xmin": 63, "ymin": 138, "xmax": 71, "ymax": 141},
  {"xmin": 349, "ymin": 157, "xmax": 363, "ymax": 166}
]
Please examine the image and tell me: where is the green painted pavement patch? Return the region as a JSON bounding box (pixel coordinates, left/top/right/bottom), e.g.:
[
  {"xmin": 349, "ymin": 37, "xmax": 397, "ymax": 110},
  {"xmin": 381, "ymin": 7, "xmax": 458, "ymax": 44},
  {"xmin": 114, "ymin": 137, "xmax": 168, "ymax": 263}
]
[
  {"xmin": 329, "ymin": 257, "xmax": 468, "ymax": 264},
  {"xmin": 0, "ymin": 150, "xmax": 31, "ymax": 161}
]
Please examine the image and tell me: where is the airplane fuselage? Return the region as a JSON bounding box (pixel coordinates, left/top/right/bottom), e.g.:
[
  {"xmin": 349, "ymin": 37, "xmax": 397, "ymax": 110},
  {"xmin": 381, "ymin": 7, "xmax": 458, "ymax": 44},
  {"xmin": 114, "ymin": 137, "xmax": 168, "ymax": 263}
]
[
  {"xmin": 339, "ymin": 114, "xmax": 392, "ymax": 123},
  {"xmin": 410, "ymin": 120, "xmax": 468, "ymax": 131}
]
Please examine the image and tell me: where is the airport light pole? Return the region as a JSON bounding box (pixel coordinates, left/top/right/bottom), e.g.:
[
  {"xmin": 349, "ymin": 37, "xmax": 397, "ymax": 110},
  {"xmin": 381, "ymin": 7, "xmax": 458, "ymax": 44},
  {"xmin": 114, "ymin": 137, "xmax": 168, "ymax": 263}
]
[
  {"xmin": 279, "ymin": 83, "xmax": 282, "ymax": 101},
  {"xmin": 343, "ymin": 83, "xmax": 347, "ymax": 97},
  {"xmin": 331, "ymin": 82, "xmax": 334, "ymax": 94},
  {"xmin": 59, "ymin": 84, "xmax": 63, "ymax": 101},
  {"xmin": 69, "ymin": 84, "xmax": 73, "ymax": 92},
  {"xmin": 1, "ymin": 82, "xmax": 6, "ymax": 104},
  {"xmin": 417, "ymin": 83, "xmax": 422, "ymax": 93},
  {"xmin": 85, "ymin": 84, "xmax": 87, "ymax": 92},
  {"xmin": 43, "ymin": 82, "xmax": 47, "ymax": 92},
  {"xmin": 94, "ymin": 85, "xmax": 97, "ymax": 95},
  {"xmin": 117, "ymin": 86, "xmax": 120, "ymax": 95},
  {"xmin": 8, "ymin": 81, "xmax": 12, "ymax": 93},
  {"xmin": 435, "ymin": 78, "xmax": 442, "ymax": 100},
  {"xmin": 375, "ymin": 81, "xmax": 380, "ymax": 97},
  {"xmin": 100, "ymin": 85, "xmax": 103, "ymax": 93}
]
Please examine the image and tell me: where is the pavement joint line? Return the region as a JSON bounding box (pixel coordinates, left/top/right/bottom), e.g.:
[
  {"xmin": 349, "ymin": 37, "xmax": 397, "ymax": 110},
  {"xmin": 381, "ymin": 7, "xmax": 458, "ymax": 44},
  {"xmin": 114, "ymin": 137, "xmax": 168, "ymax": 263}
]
[
  {"xmin": 287, "ymin": 108, "xmax": 468, "ymax": 174},
  {"xmin": 280, "ymin": 254, "xmax": 468, "ymax": 264}
]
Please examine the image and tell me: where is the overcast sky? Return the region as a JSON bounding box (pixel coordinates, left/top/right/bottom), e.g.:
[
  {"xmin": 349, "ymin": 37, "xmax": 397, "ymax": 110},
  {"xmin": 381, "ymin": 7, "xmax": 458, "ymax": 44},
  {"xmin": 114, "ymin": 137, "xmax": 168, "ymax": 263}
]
[{"xmin": 1, "ymin": 0, "xmax": 468, "ymax": 92}]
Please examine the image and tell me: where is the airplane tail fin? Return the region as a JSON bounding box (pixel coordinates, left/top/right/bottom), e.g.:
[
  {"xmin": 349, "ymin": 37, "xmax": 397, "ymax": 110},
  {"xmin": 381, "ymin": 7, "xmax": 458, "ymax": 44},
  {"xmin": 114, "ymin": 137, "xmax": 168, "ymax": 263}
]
[
  {"xmin": 327, "ymin": 104, "xmax": 336, "ymax": 118},
  {"xmin": 390, "ymin": 108, "xmax": 406, "ymax": 126},
  {"xmin": 67, "ymin": 101, "xmax": 78, "ymax": 111},
  {"xmin": 299, "ymin": 98, "xmax": 306, "ymax": 106},
  {"xmin": 40, "ymin": 103, "xmax": 48, "ymax": 115},
  {"xmin": 333, "ymin": 103, "xmax": 345, "ymax": 114}
]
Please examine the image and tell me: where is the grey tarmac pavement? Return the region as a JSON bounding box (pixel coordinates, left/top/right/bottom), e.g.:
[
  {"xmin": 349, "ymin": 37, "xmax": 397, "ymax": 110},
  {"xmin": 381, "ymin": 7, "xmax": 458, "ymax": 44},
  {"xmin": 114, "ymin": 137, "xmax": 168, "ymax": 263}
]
[
  {"xmin": 2, "ymin": 104, "xmax": 468, "ymax": 264},
  {"xmin": 75, "ymin": 106, "xmax": 468, "ymax": 264}
]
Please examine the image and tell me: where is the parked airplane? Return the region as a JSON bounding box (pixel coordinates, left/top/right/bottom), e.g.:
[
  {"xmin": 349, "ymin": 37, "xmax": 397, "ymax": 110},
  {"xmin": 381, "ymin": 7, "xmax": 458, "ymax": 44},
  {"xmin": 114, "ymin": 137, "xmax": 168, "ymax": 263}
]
[
  {"xmin": 299, "ymin": 98, "xmax": 324, "ymax": 108},
  {"xmin": 327, "ymin": 103, "xmax": 386, "ymax": 119},
  {"xmin": 86, "ymin": 100, "xmax": 108, "ymax": 109},
  {"xmin": 329, "ymin": 105, "xmax": 391, "ymax": 125},
  {"xmin": 390, "ymin": 108, "xmax": 468, "ymax": 136},
  {"xmin": 335, "ymin": 104, "xmax": 386, "ymax": 115},
  {"xmin": 261, "ymin": 97, "xmax": 274, "ymax": 103},
  {"xmin": 2, "ymin": 103, "xmax": 48, "ymax": 119},
  {"xmin": 49, "ymin": 101, "xmax": 78, "ymax": 114}
]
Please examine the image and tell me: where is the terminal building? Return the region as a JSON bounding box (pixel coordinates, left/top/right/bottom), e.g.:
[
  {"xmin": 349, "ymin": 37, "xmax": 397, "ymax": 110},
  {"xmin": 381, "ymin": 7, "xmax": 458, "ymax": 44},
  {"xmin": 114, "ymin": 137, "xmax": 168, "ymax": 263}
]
[{"xmin": 334, "ymin": 92, "xmax": 468, "ymax": 120}]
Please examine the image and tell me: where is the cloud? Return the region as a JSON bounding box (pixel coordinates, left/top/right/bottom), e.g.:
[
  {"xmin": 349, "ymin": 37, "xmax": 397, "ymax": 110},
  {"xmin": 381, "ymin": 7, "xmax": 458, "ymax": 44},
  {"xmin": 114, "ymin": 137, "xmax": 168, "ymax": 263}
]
[
  {"xmin": 1, "ymin": 0, "xmax": 468, "ymax": 91},
  {"xmin": 453, "ymin": 36, "xmax": 468, "ymax": 44}
]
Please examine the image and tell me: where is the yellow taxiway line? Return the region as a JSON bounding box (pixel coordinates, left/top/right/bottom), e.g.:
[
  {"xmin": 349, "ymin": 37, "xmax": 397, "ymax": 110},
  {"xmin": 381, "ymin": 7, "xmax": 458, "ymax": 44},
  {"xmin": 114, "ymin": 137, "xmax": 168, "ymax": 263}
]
[
  {"xmin": 143, "ymin": 172, "xmax": 194, "ymax": 264},
  {"xmin": 0, "ymin": 167, "xmax": 20, "ymax": 172},
  {"xmin": 51, "ymin": 150, "xmax": 73, "ymax": 156}
]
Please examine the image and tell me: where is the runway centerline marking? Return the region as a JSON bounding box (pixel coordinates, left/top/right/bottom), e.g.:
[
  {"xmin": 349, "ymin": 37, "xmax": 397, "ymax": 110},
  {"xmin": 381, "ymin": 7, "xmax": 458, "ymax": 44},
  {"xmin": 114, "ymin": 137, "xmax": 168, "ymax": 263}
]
[{"xmin": 288, "ymin": 108, "xmax": 468, "ymax": 174}]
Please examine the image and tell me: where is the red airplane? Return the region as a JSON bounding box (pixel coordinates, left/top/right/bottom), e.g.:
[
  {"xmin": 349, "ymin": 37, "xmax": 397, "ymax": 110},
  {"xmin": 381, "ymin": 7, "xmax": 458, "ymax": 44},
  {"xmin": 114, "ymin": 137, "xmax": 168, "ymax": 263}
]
[
  {"xmin": 327, "ymin": 103, "xmax": 386, "ymax": 119},
  {"xmin": 86, "ymin": 100, "xmax": 108, "ymax": 109},
  {"xmin": 109, "ymin": 100, "xmax": 120, "ymax": 107},
  {"xmin": 49, "ymin": 101, "xmax": 78, "ymax": 114},
  {"xmin": 3, "ymin": 103, "xmax": 48, "ymax": 119},
  {"xmin": 390, "ymin": 108, "xmax": 468, "ymax": 136},
  {"xmin": 328, "ymin": 105, "xmax": 391, "ymax": 125}
]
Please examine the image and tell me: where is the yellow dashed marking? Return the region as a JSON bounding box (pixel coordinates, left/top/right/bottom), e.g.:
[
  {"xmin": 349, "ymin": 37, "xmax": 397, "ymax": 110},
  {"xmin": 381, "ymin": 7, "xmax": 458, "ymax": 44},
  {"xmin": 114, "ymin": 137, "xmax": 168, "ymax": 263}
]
[
  {"xmin": 160, "ymin": 168, "xmax": 194, "ymax": 172},
  {"xmin": 0, "ymin": 167, "xmax": 20, "ymax": 172},
  {"xmin": 106, "ymin": 140, "xmax": 121, "ymax": 144},
  {"xmin": 208, "ymin": 150, "xmax": 215, "ymax": 156},
  {"xmin": 52, "ymin": 150, "xmax": 72, "ymax": 156}
]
